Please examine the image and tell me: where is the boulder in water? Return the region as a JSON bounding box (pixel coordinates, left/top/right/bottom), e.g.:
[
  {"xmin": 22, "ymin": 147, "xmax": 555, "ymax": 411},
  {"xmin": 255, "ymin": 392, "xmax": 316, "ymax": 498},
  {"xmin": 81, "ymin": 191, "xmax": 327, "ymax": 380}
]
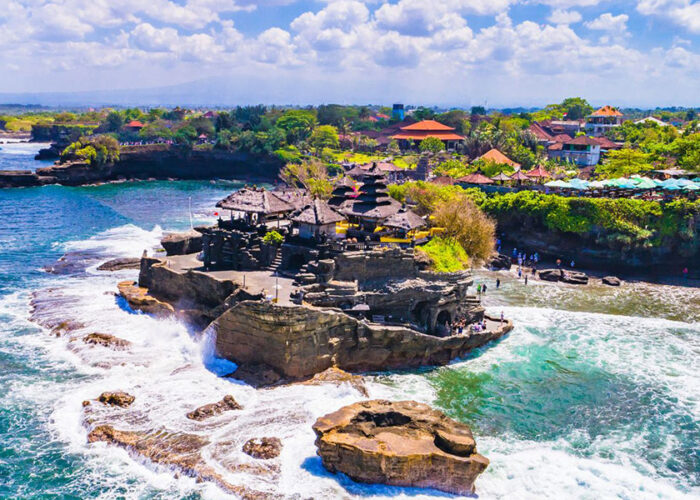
[
  {"xmin": 300, "ymin": 367, "xmax": 368, "ymax": 397},
  {"xmin": 186, "ymin": 395, "xmax": 242, "ymax": 421},
  {"xmin": 242, "ymin": 437, "xmax": 282, "ymax": 459},
  {"xmin": 98, "ymin": 391, "xmax": 135, "ymax": 407},
  {"xmin": 83, "ymin": 333, "xmax": 131, "ymax": 350},
  {"xmin": 313, "ymin": 399, "xmax": 489, "ymax": 495},
  {"xmin": 117, "ymin": 280, "xmax": 174, "ymax": 317},
  {"xmin": 602, "ymin": 276, "xmax": 622, "ymax": 286},
  {"xmin": 488, "ymin": 253, "xmax": 512, "ymax": 270}
]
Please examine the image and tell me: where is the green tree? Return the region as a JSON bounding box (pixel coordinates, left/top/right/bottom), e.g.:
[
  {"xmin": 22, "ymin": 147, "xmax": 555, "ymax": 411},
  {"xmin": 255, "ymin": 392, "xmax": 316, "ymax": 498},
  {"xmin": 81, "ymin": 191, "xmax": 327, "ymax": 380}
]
[
  {"xmin": 560, "ymin": 97, "xmax": 593, "ymax": 120},
  {"xmin": 280, "ymin": 158, "xmax": 333, "ymax": 199},
  {"xmin": 596, "ymin": 148, "xmax": 651, "ymax": 178},
  {"xmin": 470, "ymin": 106, "xmax": 486, "ymax": 116},
  {"xmin": 174, "ymin": 125, "xmax": 197, "ymax": 145},
  {"xmin": 276, "ymin": 110, "xmax": 317, "ymax": 145},
  {"xmin": 215, "ymin": 111, "xmax": 235, "ymax": 132},
  {"xmin": 310, "ymin": 125, "xmax": 339, "ymax": 155},
  {"xmin": 413, "ymin": 106, "xmax": 436, "ymax": 120},
  {"xmin": 104, "ymin": 111, "xmax": 124, "ymax": 132},
  {"xmin": 419, "ymin": 136, "xmax": 445, "ymax": 154},
  {"xmin": 61, "ymin": 135, "xmax": 119, "ymax": 166},
  {"xmin": 138, "ymin": 121, "xmax": 173, "ymax": 140}
]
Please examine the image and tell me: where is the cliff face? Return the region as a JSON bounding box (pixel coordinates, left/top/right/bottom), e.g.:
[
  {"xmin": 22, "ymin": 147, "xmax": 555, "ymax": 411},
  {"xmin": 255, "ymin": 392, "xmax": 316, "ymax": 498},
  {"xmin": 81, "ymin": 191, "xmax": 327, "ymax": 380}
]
[
  {"xmin": 1, "ymin": 145, "xmax": 283, "ymax": 188},
  {"xmin": 211, "ymin": 301, "xmax": 512, "ymax": 380}
]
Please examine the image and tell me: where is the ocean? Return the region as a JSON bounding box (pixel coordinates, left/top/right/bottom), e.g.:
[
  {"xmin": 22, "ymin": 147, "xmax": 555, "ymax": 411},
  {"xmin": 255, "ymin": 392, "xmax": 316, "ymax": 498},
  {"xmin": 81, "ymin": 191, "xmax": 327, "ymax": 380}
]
[{"xmin": 0, "ymin": 141, "xmax": 698, "ymax": 499}]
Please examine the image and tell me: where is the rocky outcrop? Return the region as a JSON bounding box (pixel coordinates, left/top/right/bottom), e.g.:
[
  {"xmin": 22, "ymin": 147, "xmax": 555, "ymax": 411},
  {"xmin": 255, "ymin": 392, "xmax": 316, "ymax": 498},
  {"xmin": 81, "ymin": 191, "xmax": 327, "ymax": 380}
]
[
  {"xmin": 117, "ymin": 280, "xmax": 175, "ymax": 317},
  {"xmin": 161, "ymin": 230, "xmax": 203, "ymax": 256},
  {"xmin": 242, "ymin": 438, "xmax": 282, "ymax": 459},
  {"xmin": 212, "ymin": 301, "xmax": 512, "ymax": 381},
  {"xmin": 186, "ymin": 395, "xmax": 241, "ymax": 421},
  {"xmin": 86, "ymin": 425, "xmax": 272, "ymax": 499},
  {"xmin": 98, "ymin": 391, "xmax": 135, "ymax": 407},
  {"xmin": 332, "ymin": 248, "xmax": 418, "ymax": 283},
  {"xmin": 313, "ymin": 399, "xmax": 489, "ymax": 495},
  {"xmin": 83, "ymin": 333, "xmax": 131, "ymax": 350},
  {"xmin": 97, "ymin": 258, "xmax": 141, "ymax": 271},
  {"xmin": 602, "ymin": 276, "xmax": 622, "ymax": 286},
  {"xmin": 539, "ymin": 268, "xmax": 589, "ymax": 285},
  {"xmin": 488, "ymin": 253, "xmax": 512, "ymax": 270},
  {"xmin": 300, "ymin": 367, "xmax": 368, "ymax": 397}
]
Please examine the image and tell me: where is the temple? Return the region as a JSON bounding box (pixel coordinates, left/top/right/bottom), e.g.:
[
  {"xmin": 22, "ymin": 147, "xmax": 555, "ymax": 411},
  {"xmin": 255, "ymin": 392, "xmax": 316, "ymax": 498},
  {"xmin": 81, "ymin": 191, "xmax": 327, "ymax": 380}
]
[{"xmin": 391, "ymin": 120, "xmax": 465, "ymax": 150}]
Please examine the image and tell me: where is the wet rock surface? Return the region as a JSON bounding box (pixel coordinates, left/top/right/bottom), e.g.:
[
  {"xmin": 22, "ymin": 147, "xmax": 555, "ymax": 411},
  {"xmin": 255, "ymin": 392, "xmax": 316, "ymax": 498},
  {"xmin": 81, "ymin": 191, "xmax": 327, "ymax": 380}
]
[
  {"xmin": 186, "ymin": 395, "xmax": 242, "ymax": 421},
  {"xmin": 313, "ymin": 399, "xmax": 489, "ymax": 495},
  {"xmin": 602, "ymin": 276, "xmax": 622, "ymax": 286},
  {"xmin": 488, "ymin": 253, "xmax": 512, "ymax": 270},
  {"xmin": 82, "ymin": 333, "xmax": 131, "ymax": 350},
  {"xmin": 43, "ymin": 250, "xmax": 102, "ymax": 275},
  {"xmin": 539, "ymin": 268, "xmax": 589, "ymax": 285},
  {"xmin": 117, "ymin": 280, "xmax": 175, "ymax": 317},
  {"xmin": 225, "ymin": 362, "xmax": 284, "ymax": 387},
  {"xmin": 97, "ymin": 258, "xmax": 141, "ymax": 272},
  {"xmin": 300, "ymin": 367, "xmax": 368, "ymax": 397},
  {"xmin": 98, "ymin": 391, "xmax": 135, "ymax": 407},
  {"xmin": 86, "ymin": 425, "xmax": 274, "ymax": 499},
  {"xmin": 242, "ymin": 437, "xmax": 282, "ymax": 459}
]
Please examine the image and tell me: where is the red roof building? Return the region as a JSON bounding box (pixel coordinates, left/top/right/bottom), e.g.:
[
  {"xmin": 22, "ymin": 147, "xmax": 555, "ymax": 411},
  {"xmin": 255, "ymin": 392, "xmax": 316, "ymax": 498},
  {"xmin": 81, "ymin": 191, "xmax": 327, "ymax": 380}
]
[
  {"xmin": 586, "ymin": 105, "xmax": 624, "ymax": 136},
  {"xmin": 477, "ymin": 148, "xmax": 521, "ymax": 169},
  {"xmin": 125, "ymin": 120, "xmax": 145, "ymax": 129},
  {"xmin": 458, "ymin": 171, "xmax": 494, "ymax": 185},
  {"xmin": 391, "ymin": 120, "xmax": 464, "ymax": 149}
]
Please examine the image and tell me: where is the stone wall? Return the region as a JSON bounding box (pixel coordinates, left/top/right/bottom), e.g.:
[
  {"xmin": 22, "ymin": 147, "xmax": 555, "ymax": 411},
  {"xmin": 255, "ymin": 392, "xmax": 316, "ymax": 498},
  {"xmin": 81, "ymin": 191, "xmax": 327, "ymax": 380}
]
[
  {"xmin": 332, "ymin": 248, "xmax": 418, "ymax": 283},
  {"xmin": 212, "ymin": 301, "xmax": 512, "ymax": 380}
]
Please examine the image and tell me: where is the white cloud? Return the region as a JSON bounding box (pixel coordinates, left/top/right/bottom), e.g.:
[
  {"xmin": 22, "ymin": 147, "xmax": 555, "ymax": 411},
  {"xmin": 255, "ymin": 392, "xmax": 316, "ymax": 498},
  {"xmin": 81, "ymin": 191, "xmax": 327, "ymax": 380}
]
[
  {"xmin": 637, "ymin": 0, "xmax": 700, "ymax": 34},
  {"xmin": 131, "ymin": 23, "xmax": 179, "ymax": 52},
  {"xmin": 548, "ymin": 9, "xmax": 583, "ymax": 24},
  {"xmin": 585, "ymin": 12, "xmax": 629, "ymax": 31}
]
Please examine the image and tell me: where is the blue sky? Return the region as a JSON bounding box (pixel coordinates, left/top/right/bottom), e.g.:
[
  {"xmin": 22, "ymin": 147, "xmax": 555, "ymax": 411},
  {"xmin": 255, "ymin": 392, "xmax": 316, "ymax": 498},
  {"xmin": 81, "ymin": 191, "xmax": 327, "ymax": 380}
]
[{"xmin": 0, "ymin": 1, "xmax": 698, "ymax": 107}]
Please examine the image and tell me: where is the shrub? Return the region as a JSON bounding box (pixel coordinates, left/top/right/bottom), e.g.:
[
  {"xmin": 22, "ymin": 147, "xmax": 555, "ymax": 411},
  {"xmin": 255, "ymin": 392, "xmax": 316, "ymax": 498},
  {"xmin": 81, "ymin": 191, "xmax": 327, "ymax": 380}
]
[
  {"xmin": 262, "ymin": 230, "xmax": 284, "ymax": 246},
  {"xmin": 61, "ymin": 134, "xmax": 119, "ymax": 166},
  {"xmin": 432, "ymin": 196, "xmax": 496, "ymax": 263},
  {"xmin": 417, "ymin": 237, "xmax": 469, "ymax": 273}
]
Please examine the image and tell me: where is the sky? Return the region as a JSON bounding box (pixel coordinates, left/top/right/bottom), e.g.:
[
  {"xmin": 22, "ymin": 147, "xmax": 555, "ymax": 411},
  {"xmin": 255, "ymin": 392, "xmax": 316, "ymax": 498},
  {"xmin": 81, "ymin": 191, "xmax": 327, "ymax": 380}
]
[{"xmin": 0, "ymin": 0, "xmax": 699, "ymax": 107}]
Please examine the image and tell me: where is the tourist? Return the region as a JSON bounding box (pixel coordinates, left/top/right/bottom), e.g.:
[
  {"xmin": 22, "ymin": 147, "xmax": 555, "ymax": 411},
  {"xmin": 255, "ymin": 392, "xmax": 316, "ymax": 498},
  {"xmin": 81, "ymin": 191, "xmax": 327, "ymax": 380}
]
[
  {"xmin": 556, "ymin": 258, "xmax": 562, "ymax": 269},
  {"xmin": 524, "ymin": 275, "xmax": 528, "ymax": 285},
  {"xmin": 683, "ymin": 267, "xmax": 688, "ymax": 280},
  {"xmin": 518, "ymin": 268, "xmax": 522, "ymax": 278},
  {"xmin": 500, "ymin": 311, "xmax": 504, "ymax": 324},
  {"xmin": 496, "ymin": 278, "xmax": 500, "ymax": 289},
  {"xmin": 476, "ymin": 283, "xmax": 482, "ymax": 297},
  {"xmin": 531, "ymin": 266, "xmax": 536, "ymax": 276},
  {"xmin": 483, "ymin": 284, "xmax": 487, "ymax": 294},
  {"xmin": 570, "ymin": 259, "xmax": 575, "ymax": 268},
  {"xmin": 512, "ymin": 247, "xmax": 517, "ymax": 258}
]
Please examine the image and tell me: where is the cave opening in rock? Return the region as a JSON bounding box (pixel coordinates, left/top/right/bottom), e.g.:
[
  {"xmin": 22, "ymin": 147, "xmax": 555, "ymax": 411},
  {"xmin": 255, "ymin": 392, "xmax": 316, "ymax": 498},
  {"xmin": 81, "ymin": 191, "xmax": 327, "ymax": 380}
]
[{"xmin": 353, "ymin": 411, "xmax": 412, "ymax": 427}]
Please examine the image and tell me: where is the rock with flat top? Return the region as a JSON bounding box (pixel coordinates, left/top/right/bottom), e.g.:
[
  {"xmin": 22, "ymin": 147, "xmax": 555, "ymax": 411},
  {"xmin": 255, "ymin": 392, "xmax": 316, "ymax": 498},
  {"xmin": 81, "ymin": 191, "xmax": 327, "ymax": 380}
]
[
  {"xmin": 161, "ymin": 230, "xmax": 202, "ymax": 256},
  {"xmin": 602, "ymin": 276, "xmax": 622, "ymax": 286},
  {"xmin": 83, "ymin": 333, "xmax": 131, "ymax": 350},
  {"xmin": 97, "ymin": 258, "xmax": 141, "ymax": 271},
  {"xmin": 117, "ymin": 280, "xmax": 174, "ymax": 317},
  {"xmin": 313, "ymin": 399, "xmax": 488, "ymax": 496}
]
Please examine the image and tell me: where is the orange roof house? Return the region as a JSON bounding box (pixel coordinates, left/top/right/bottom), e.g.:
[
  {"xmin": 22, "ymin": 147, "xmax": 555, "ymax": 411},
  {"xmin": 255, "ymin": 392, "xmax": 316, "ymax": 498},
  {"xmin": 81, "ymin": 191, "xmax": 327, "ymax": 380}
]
[
  {"xmin": 590, "ymin": 105, "xmax": 623, "ymax": 117},
  {"xmin": 391, "ymin": 120, "xmax": 464, "ymax": 143},
  {"xmin": 125, "ymin": 120, "xmax": 145, "ymax": 129},
  {"xmin": 476, "ymin": 148, "xmax": 520, "ymax": 169}
]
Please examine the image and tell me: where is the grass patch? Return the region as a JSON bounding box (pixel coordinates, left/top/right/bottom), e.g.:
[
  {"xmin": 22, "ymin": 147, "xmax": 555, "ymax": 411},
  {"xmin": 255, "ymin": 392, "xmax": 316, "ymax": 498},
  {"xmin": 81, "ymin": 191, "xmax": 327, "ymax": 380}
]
[{"xmin": 417, "ymin": 237, "xmax": 469, "ymax": 273}]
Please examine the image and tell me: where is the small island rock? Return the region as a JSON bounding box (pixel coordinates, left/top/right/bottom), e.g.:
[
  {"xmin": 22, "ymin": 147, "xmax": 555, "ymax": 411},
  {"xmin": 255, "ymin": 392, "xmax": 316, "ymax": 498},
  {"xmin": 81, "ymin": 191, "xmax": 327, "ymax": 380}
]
[
  {"xmin": 161, "ymin": 230, "xmax": 202, "ymax": 256},
  {"xmin": 242, "ymin": 437, "xmax": 282, "ymax": 459},
  {"xmin": 97, "ymin": 258, "xmax": 141, "ymax": 271},
  {"xmin": 313, "ymin": 399, "xmax": 489, "ymax": 496},
  {"xmin": 98, "ymin": 391, "xmax": 135, "ymax": 407},
  {"xmin": 602, "ymin": 276, "xmax": 622, "ymax": 286},
  {"xmin": 186, "ymin": 395, "xmax": 242, "ymax": 421},
  {"xmin": 83, "ymin": 332, "xmax": 131, "ymax": 349}
]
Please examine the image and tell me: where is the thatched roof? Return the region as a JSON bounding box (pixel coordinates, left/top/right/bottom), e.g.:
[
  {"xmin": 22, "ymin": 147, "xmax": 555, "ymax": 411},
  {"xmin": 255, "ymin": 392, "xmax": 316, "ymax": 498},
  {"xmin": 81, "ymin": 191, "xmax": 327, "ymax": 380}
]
[
  {"xmin": 292, "ymin": 198, "xmax": 345, "ymax": 225},
  {"xmin": 216, "ymin": 187, "xmax": 294, "ymax": 214},
  {"xmin": 458, "ymin": 172, "xmax": 494, "ymax": 184},
  {"xmin": 340, "ymin": 198, "xmax": 402, "ymax": 220},
  {"xmin": 383, "ymin": 208, "xmax": 426, "ymax": 231},
  {"xmin": 510, "ymin": 170, "xmax": 531, "ymax": 181},
  {"xmin": 491, "ymin": 172, "xmax": 512, "ymax": 182},
  {"xmin": 272, "ymin": 187, "xmax": 312, "ymax": 210}
]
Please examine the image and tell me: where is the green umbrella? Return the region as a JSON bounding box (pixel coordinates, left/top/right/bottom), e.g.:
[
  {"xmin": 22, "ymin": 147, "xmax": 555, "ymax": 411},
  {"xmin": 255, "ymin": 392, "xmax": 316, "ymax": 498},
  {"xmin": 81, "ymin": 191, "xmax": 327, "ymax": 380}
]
[
  {"xmin": 633, "ymin": 178, "xmax": 657, "ymax": 189},
  {"xmin": 545, "ymin": 180, "xmax": 570, "ymax": 188}
]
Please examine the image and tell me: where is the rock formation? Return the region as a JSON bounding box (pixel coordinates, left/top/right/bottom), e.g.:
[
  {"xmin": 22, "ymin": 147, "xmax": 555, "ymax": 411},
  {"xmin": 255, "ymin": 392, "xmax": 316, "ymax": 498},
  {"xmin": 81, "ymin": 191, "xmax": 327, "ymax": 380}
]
[
  {"xmin": 242, "ymin": 438, "xmax": 282, "ymax": 459},
  {"xmin": 539, "ymin": 268, "xmax": 589, "ymax": 285},
  {"xmin": 213, "ymin": 301, "xmax": 512, "ymax": 382},
  {"xmin": 186, "ymin": 395, "xmax": 241, "ymax": 421},
  {"xmin": 602, "ymin": 276, "xmax": 622, "ymax": 286},
  {"xmin": 83, "ymin": 333, "xmax": 131, "ymax": 350},
  {"xmin": 98, "ymin": 391, "xmax": 135, "ymax": 407},
  {"xmin": 117, "ymin": 280, "xmax": 175, "ymax": 317},
  {"xmin": 97, "ymin": 258, "xmax": 141, "ymax": 271},
  {"xmin": 488, "ymin": 253, "xmax": 512, "ymax": 270},
  {"xmin": 300, "ymin": 367, "xmax": 368, "ymax": 397},
  {"xmin": 161, "ymin": 230, "xmax": 203, "ymax": 256},
  {"xmin": 312, "ymin": 399, "xmax": 489, "ymax": 495},
  {"xmin": 86, "ymin": 425, "xmax": 272, "ymax": 499}
]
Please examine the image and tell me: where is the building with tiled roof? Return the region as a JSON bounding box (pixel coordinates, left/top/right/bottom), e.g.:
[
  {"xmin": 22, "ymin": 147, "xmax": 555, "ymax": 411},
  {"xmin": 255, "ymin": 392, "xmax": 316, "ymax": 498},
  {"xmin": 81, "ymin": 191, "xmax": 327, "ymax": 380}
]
[
  {"xmin": 547, "ymin": 135, "xmax": 602, "ymax": 166},
  {"xmin": 586, "ymin": 105, "xmax": 624, "ymax": 136},
  {"xmin": 391, "ymin": 120, "xmax": 464, "ymax": 150},
  {"xmin": 476, "ymin": 148, "xmax": 520, "ymax": 169}
]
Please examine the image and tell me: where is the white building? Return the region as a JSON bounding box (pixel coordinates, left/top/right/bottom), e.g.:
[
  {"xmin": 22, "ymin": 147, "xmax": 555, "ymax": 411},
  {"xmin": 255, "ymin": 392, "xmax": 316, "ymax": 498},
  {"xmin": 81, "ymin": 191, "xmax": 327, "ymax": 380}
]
[{"xmin": 585, "ymin": 105, "xmax": 624, "ymax": 136}]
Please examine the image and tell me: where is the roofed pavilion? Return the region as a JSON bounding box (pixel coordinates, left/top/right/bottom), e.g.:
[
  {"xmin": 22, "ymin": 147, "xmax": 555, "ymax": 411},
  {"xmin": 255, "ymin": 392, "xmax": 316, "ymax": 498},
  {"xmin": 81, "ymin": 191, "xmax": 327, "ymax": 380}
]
[
  {"xmin": 391, "ymin": 120, "xmax": 464, "ymax": 150},
  {"xmin": 216, "ymin": 187, "xmax": 294, "ymax": 225},
  {"xmin": 291, "ymin": 198, "xmax": 345, "ymax": 239}
]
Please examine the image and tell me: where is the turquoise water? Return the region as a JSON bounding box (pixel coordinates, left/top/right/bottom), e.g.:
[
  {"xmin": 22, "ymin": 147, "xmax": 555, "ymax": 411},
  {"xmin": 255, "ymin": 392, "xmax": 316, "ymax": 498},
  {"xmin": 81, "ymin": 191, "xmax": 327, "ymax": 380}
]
[{"xmin": 0, "ymin": 147, "xmax": 698, "ymax": 499}]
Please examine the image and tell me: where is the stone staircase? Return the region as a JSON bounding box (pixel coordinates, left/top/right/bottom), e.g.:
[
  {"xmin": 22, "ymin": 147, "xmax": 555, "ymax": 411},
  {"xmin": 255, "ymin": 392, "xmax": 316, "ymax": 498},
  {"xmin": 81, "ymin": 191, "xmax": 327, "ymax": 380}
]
[{"xmin": 265, "ymin": 252, "xmax": 283, "ymax": 273}]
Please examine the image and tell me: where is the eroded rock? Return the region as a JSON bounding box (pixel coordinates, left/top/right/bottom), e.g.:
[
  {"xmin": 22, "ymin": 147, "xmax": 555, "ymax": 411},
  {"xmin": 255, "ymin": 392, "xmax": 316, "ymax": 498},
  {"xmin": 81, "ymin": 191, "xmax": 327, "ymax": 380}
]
[
  {"xmin": 488, "ymin": 253, "xmax": 512, "ymax": 270},
  {"xmin": 83, "ymin": 333, "xmax": 131, "ymax": 350},
  {"xmin": 301, "ymin": 367, "xmax": 368, "ymax": 397},
  {"xmin": 313, "ymin": 399, "xmax": 489, "ymax": 496},
  {"xmin": 242, "ymin": 437, "xmax": 282, "ymax": 459},
  {"xmin": 186, "ymin": 395, "xmax": 242, "ymax": 421},
  {"xmin": 97, "ymin": 258, "xmax": 141, "ymax": 271},
  {"xmin": 86, "ymin": 425, "xmax": 272, "ymax": 499},
  {"xmin": 161, "ymin": 230, "xmax": 202, "ymax": 256},
  {"xmin": 98, "ymin": 391, "xmax": 135, "ymax": 407},
  {"xmin": 117, "ymin": 280, "xmax": 174, "ymax": 317}
]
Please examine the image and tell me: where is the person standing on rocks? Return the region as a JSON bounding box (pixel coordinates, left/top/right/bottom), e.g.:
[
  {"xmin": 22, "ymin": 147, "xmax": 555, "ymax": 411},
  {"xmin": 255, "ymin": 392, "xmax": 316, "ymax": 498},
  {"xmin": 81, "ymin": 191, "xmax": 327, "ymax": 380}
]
[
  {"xmin": 524, "ymin": 275, "xmax": 528, "ymax": 285},
  {"xmin": 496, "ymin": 278, "xmax": 500, "ymax": 289}
]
